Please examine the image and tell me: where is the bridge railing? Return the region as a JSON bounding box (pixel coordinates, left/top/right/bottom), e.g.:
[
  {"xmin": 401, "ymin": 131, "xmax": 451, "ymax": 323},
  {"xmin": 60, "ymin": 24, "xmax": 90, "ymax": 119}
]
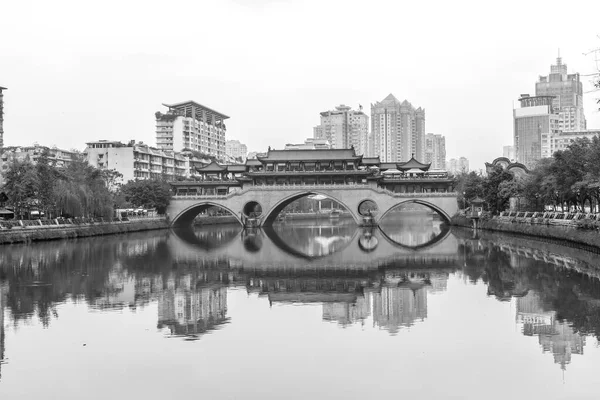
[{"xmin": 172, "ymin": 184, "xmax": 458, "ymax": 200}]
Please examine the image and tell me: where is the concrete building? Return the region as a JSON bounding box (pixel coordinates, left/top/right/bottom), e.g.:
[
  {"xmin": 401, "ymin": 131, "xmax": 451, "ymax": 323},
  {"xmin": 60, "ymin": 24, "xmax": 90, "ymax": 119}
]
[
  {"xmin": 85, "ymin": 140, "xmax": 210, "ymax": 185},
  {"xmin": 314, "ymin": 104, "xmax": 369, "ymax": 155},
  {"xmin": 155, "ymin": 101, "xmax": 229, "ymax": 161},
  {"xmin": 0, "ymin": 86, "xmax": 6, "ymax": 150},
  {"xmin": 0, "ymin": 144, "xmax": 78, "ymax": 186},
  {"xmin": 372, "ymin": 286, "xmax": 427, "ymax": 334},
  {"xmin": 446, "ymin": 157, "xmax": 469, "ymax": 175},
  {"xmin": 225, "ymin": 140, "xmax": 248, "ymax": 161},
  {"xmin": 424, "ymin": 133, "xmax": 446, "ymax": 170},
  {"xmin": 514, "ymin": 95, "xmax": 560, "ymax": 168},
  {"xmin": 541, "ymin": 129, "xmax": 600, "ymax": 159},
  {"xmin": 284, "ymin": 138, "xmax": 331, "ymax": 150},
  {"xmin": 536, "ymin": 56, "xmax": 586, "ymax": 132},
  {"xmin": 371, "ymin": 94, "xmax": 426, "ymax": 162},
  {"xmin": 503, "ymin": 145, "xmax": 515, "ymax": 161}
]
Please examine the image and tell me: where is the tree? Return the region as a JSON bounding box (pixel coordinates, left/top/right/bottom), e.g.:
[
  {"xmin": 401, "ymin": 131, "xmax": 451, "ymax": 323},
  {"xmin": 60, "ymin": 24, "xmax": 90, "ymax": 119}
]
[
  {"xmin": 2, "ymin": 158, "xmax": 40, "ymax": 219},
  {"xmin": 483, "ymin": 165, "xmax": 514, "ymax": 214},
  {"xmin": 120, "ymin": 179, "xmax": 172, "ymax": 214}
]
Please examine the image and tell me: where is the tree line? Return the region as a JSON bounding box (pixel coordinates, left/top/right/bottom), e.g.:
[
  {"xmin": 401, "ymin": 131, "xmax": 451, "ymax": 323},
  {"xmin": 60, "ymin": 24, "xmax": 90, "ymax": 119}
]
[
  {"xmin": 0, "ymin": 150, "xmax": 172, "ymax": 220},
  {"xmin": 456, "ymin": 135, "xmax": 600, "ymax": 214}
]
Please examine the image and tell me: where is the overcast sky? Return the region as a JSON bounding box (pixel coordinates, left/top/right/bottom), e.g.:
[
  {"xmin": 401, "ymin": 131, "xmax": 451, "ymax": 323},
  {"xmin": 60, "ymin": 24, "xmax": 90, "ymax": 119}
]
[{"xmin": 1, "ymin": 0, "xmax": 599, "ymax": 170}]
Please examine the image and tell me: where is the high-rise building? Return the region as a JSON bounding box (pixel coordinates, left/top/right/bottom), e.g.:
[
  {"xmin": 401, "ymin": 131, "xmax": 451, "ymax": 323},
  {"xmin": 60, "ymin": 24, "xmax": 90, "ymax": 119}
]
[
  {"xmin": 513, "ymin": 94, "xmax": 560, "ymax": 168},
  {"xmin": 225, "ymin": 140, "xmax": 248, "ymax": 161},
  {"xmin": 541, "ymin": 129, "xmax": 600, "ymax": 158},
  {"xmin": 446, "ymin": 157, "xmax": 469, "ymax": 175},
  {"xmin": 0, "ymin": 86, "xmax": 6, "ymax": 150},
  {"xmin": 535, "ymin": 56, "xmax": 586, "ymax": 132},
  {"xmin": 503, "ymin": 145, "xmax": 515, "ymax": 161},
  {"xmin": 371, "ymin": 94, "xmax": 426, "ymax": 162},
  {"xmin": 424, "ymin": 133, "xmax": 446, "ymax": 170},
  {"xmin": 313, "ymin": 104, "xmax": 369, "ymax": 155},
  {"xmin": 155, "ymin": 101, "xmax": 229, "ymax": 161}
]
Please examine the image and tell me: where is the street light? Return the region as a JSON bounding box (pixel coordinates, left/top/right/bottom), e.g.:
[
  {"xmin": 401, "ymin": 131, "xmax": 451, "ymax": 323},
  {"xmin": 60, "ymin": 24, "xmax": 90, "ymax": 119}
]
[{"xmin": 462, "ymin": 191, "xmax": 466, "ymax": 211}]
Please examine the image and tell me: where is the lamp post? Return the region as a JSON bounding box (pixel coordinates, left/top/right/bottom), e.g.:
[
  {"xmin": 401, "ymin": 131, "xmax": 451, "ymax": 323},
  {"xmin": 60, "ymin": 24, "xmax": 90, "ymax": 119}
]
[{"xmin": 462, "ymin": 192, "xmax": 466, "ymax": 211}]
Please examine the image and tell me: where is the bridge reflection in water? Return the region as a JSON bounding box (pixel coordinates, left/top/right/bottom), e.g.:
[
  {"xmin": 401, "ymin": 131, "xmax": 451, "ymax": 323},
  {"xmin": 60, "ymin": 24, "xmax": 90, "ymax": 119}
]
[{"xmin": 2, "ymin": 221, "xmax": 600, "ymax": 379}]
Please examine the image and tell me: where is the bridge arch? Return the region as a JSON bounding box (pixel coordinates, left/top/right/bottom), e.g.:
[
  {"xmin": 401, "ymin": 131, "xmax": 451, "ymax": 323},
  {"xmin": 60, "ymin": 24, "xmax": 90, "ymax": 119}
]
[
  {"xmin": 171, "ymin": 202, "xmax": 244, "ymax": 227},
  {"xmin": 378, "ymin": 199, "xmax": 452, "ymax": 224},
  {"xmin": 261, "ymin": 190, "xmax": 361, "ymax": 226}
]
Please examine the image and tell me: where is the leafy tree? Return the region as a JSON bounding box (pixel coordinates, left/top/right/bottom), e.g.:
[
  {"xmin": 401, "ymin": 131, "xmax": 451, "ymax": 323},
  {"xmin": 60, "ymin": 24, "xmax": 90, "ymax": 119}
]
[
  {"xmin": 2, "ymin": 158, "xmax": 39, "ymax": 219},
  {"xmin": 120, "ymin": 179, "xmax": 172, "ymax": 214},
  {"xmin": 483, "ymin": 165, "xmax": 514, "ymax": 214}
]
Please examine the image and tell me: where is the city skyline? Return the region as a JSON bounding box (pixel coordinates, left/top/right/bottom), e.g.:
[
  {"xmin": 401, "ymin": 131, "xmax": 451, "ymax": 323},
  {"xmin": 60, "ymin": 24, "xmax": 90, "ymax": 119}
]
[{"xmin": 1, "ymin": 0, "xmax": 599, "ymax": 171}]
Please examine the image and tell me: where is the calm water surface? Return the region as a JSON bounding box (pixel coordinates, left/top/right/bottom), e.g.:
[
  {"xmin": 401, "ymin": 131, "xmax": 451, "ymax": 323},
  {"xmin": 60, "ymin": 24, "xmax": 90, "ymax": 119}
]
[{"xmin": 1, "ymin": 214, "xmax": 600, "ymax": 399}]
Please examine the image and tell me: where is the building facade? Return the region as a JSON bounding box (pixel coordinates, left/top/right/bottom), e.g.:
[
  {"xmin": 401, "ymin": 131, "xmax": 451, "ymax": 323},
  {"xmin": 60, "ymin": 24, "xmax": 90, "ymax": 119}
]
[
  {"xmin": 513, "ymin": 95, "xmax": 560, "ymax": 168},
  {"xmin": 155, "ymin": 101, "xmax": 228, "ymax": 161},
  {"xmin": 225, "ymin": 140, "xmax": 248, "ymax": 161},
  {"xmin": 371, "ymin": 94, "xmax": 426, "ymax": 163},
  {"xmin": 535, "ymin": 56, "xmax": 586, "ymax": 132},
  {"xmin": 0, "ymin": 144, "xmax": 78, "ymax": 186},
  {"xmin": 85, "ymin": 140, "xmax": 212, "ymax": 185},
  {"xmin": 503, "ymin": 145, "xmax": 515, "ymax": 161},
  {"xmin": 541, "ymin": 129, "xmax": 600, "ymax": 159},
  {"xmin": 313, "ymin": 104, "xmax": 369, "ymax": 155},
  {"xmin": 424, "ymin": 133, "xmax": 446, "ymax": 170},
  {"xmin": 0, "ymin": 86, "xmax": 6, "ymax": 150}
]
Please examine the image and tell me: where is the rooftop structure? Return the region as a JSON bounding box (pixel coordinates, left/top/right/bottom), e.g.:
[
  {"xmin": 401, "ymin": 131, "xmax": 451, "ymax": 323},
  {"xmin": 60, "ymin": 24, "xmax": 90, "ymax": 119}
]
[{"xmin": 285, "ymin": 138, "xmax": 331, "ymax": 150}]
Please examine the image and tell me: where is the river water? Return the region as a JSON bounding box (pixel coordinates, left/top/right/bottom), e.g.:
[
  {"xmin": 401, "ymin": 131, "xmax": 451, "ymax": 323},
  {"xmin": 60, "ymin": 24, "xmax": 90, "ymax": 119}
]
[{"xmin": 1, "ymin": 214, "xmax": 600, "ymax": 399}]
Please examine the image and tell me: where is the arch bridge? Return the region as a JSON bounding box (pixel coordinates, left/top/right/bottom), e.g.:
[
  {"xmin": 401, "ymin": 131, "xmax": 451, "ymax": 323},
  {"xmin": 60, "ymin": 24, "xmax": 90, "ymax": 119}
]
[
  {"xmin": 168, "ymin": 185, "xmax": 458, "ymax": 227},
  {"xmin": 167, "ymin": 148, "xmax": 458, "ymax": 227}
]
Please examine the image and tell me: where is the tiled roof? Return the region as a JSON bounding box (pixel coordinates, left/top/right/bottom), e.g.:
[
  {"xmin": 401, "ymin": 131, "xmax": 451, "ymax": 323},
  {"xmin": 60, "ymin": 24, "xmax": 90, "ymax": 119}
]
[
  {"xmin": 196, "ymin": 161, "xmax": 226, "ymax": 172},
  {"xmin": 257, "ymin": 148, "xmax": 360, "ymax": 162},
  {"xmin": 398, "ymin": 156, "xmax": 431, "ymax": 171}
]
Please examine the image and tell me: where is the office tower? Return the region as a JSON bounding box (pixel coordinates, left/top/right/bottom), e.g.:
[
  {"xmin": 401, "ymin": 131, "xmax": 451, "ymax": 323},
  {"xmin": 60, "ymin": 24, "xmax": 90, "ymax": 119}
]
[
  {"xmin": 0, "ymin": 86, "xmax": 6, "ymax": 150},
  {"xmin": 503, "ymin": 145, "xmax": 515, "ymax": 161},
  {"xmin": 155, "ymin": 101, "xmax": 229, "ymax": 161},
  {"xmin": 535, "ymin": 56, "xmax": 586, "ymax": 132},
  {"xmin": 226, "ymin": 140, "xmax": 248, "ymax": 161},
  {"xmin": 371, "ymin": 94, "xmax": 425, "ymax": 162},
  {"xmin": 424, "ymin": 133, "xmax": 446, "ymax": 170},
  {"xmin": 313, "ymin": 104, "xmax": 369, "ymax": 154},
  {"xmin": 513, "ymin": 94, "xmax": 560, "ymax": 168}
]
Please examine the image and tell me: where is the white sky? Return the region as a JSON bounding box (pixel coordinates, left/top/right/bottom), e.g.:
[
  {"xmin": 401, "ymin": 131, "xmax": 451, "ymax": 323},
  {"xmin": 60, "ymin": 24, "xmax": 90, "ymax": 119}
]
[{"xmin": 1, "ymin": 0, "xmax": 599, "ymax": 170}]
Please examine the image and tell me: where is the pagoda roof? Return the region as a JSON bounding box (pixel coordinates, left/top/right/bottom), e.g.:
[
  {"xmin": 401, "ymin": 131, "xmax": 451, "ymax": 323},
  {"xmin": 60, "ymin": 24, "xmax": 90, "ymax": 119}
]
[
  {"xmin": 196, "ymin": 161, "xmax": 226, "ymax": 172},
  {"xmin": 470, "ymin": 196, "xmax": 486, "ymax": 204},
  {"xmin": 256, "ymin": 148, "xmax": 360, "ymax": 162},
  {"xmin": 379, "ymin": 163, "xmax": 398, "ymax": 171},
  {"xmin": 246, "ymin": 159, "xmax": 262, "ymax": 167},
  {"xmin": 397, "ymin": 156, "xmax": 431, "ymax": 171}
]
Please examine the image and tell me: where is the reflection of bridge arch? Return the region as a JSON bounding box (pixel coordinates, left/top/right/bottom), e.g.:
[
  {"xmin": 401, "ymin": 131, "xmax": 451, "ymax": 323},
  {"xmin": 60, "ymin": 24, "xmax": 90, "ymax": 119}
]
[
  {"xmin": 262, "ymin": 191, "xmax": 360, "ymax": 226},
  {"xmin": 171, "ymin": 202, "xmax": 243, "ymax": 227},
  {"xmin": 377, "ymin": 224, "xmax": 452, "ymax": 251},
  {"xmin": 173, "ymin": 226, "xmax": 242, "ymax": 251},
  {"xmin": 262, "ymin": 226, "xmax": 358, "ymax": 260},
  {"xmin": 379, "ymin": 199, "xmax": 452, "ymax": 223}
]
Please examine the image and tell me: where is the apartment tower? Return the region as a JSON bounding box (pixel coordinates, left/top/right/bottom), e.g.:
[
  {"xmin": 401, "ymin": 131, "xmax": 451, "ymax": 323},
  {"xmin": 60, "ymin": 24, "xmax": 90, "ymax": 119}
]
[
  {"xmin": 371, "ymin": 94, "xmax": 426, "ymax": 162},
  {"xmin": 155, "ymin": 101, "xmax": 229, "ymax": 161},
  {"xmin": 535, "ymin": 56, "xmax": 586, "ymax": 132},
  {"xmin": 0, "ymin": 86, "xmax": 6, "ymax": 150},
  {"xmin": 424, "ymin": 133, "xmax": 446, "ymax": 170},
  {"xmin": 313, "ymin": 104, "xmax": 369, "ymax": 155}
]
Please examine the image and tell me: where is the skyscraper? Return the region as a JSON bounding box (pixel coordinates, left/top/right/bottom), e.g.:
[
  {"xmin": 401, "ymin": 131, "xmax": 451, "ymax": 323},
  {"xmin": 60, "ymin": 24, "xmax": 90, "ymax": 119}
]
[
  {"xmin": 0, "ymin": 86, "xmax": 6, "ymax": 150},
  {"xmin": 225, "ymin": 140, "xmax": 248, "ymax": 161},
  {"xmin": 535, "ymin": 56, "xmax": 586, "ymax": 131},
  {"xmin": 371, "ymin": 94, "xmax": 426, "ymax": 162},
  {"xmin": 313, "ymin": 104, "xmax": 369, "ymax": 155},
  {"xmin": 155, "ymin": 101, "xmax": 229, "ymax": 161},
  {"xmin": 513, "ymin": 94, "xmax": 560, "ymax": 168},
  {"xmin": 424, "ymin": 133, "xmax": 446, "ymax": 170}
]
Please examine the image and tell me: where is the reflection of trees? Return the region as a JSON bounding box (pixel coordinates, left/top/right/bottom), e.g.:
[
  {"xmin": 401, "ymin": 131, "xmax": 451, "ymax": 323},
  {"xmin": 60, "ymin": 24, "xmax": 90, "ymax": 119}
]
[{"xmin": 460, "ymin": 238, "xmax": 600, "ymax": 340}]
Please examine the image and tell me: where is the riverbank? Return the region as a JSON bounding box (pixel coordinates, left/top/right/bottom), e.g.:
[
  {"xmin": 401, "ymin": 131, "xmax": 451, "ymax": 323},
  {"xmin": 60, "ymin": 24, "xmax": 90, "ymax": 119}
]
[
  {"xmin": 0, "ymin": 218, "xmax": 169, "ymax": 245},
  {"xmin": 451, "ymin": 214, "xmax": 600, "ymax": 250}
]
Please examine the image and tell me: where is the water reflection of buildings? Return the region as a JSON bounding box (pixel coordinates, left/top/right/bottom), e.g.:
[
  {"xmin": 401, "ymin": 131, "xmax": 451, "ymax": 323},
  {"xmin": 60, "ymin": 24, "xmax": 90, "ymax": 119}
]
[
  {"xmin": 517, "ymin": 292, "xmax": 585, "ymax": 369},
  {"xmin": 249, "ymin": 270, "xmax": 449, "ymax": 334},
  {"xmin": 157, "ymin": 276, "xmax": 228, "ymax": 339}
]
